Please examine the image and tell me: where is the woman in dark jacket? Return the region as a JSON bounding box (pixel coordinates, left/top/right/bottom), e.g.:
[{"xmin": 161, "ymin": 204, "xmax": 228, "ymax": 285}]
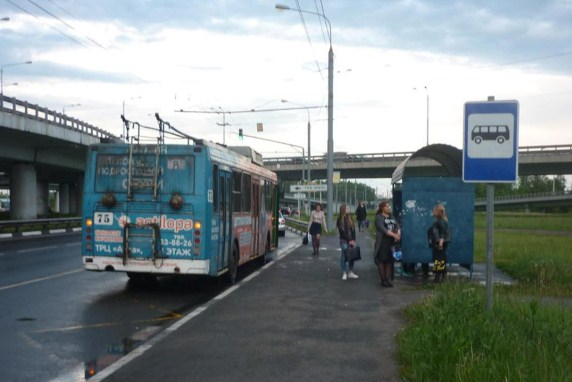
[
  {"xmin": 373, "ymin": 201, "xmax": 400, "ymax": 287},
  {"xmin": 430, "ymin": 203, "xmax": 449, "ymax": 283},
  {"xmin": 355, "ymin": 201, "xmax": 367, "ymax": 232},
  {"xmin": 337, "ymin": 204, "xmax": 358, "ymax": 281}
]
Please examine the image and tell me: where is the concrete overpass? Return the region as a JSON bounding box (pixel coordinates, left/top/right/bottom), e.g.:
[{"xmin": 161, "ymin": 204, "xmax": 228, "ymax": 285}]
[
  {"xmin": 1, "ymin": 95, "xmax": 570, "ymax": 219},
  {"xmin": 0, "ymin": 95, "xmax": 119, "ymax": 219},
  {"xmin": 263, "ymin": 145, "xmax": 572, "ymax": 181}
]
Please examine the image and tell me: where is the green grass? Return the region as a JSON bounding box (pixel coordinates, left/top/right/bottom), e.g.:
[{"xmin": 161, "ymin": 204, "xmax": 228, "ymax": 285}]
[
  {"xmin": 399, "ymin": 212, "xmax": 572, "ymax": 381},
  {"xmin": 398, "ymin": 281, "xmax": 572, "ymax": 382},
  {"xmin": 473, "ymin": 216, "xmax": 572, "ymax": 297},
  {"xmin": 474, "ymin": 211, "xmax": 572, "ymax": 231}
]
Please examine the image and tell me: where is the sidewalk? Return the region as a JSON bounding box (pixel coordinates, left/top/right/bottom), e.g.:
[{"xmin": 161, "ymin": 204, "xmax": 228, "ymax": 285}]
[{"xmin": 92, "ymin": 230, "xmax": 514, "ymax": 382}]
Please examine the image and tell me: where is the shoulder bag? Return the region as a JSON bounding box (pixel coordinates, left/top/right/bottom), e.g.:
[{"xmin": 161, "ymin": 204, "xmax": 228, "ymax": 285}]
[{"xmin": 344, "ymin": 245, "xmax": 361, "ymax": 261}]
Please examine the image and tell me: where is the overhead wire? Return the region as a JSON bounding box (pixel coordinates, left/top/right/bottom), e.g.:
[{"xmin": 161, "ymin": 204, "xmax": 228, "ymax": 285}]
[
  {"xmin": 5, "ymin": 0, "xmax": 149, "ymax": 84},
  {"xmin": 5, "ymin": 0, "xmax": 91, "ymax": 49},
  {"xmin": 314, "ymin": 0, "xmax": 328, "ymax": 46},
  {"xmin": 27, "ymin": 0, "xmax": 107, "ymax": 49},
  {"xmin": 295, "ymin": 0, "xmax": 324, "ymax": 80}
]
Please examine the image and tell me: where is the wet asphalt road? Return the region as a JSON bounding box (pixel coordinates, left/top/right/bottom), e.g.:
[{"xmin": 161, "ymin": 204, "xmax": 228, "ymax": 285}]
[{"xmin": 0, "ymin": 233, "xmax": 299, "ymax": 381}]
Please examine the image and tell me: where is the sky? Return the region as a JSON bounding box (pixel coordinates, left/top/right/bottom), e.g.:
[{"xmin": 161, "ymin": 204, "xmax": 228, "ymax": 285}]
[{"xmin": 1, "ymin": 0, "xmax": 571, "ymax": 194}]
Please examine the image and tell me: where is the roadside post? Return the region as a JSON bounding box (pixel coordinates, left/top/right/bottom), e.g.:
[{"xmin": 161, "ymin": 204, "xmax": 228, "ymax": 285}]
[
  {"xmin": 463, "ymin": 96, "xmax": 519, "ymax": 311},
  {"xmin": 290, "ymin": 184, "xmax": 327, "ymax": 216}
]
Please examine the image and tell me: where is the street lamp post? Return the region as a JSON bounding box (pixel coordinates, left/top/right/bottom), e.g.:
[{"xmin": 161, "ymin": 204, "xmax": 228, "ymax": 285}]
[
  {"xmin": 62, "ymin": 103, "xmax": 81, "ymax": 115},
  {"xmin": 281, "ymin": 99, "xmax": 311, "ymax": 183},
  {"xmin": 1, "ymin": 60, "xmax": 32, "ymax": 96},
  {"xmin": 276, "ymin": 4, "xmax": 334, "ymax": 230}
]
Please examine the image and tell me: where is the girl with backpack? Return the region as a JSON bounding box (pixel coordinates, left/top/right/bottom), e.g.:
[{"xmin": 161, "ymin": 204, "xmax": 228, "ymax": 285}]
[{"xmin": 429, "ymin": 203, "xmax": 449, "ymax": 283}]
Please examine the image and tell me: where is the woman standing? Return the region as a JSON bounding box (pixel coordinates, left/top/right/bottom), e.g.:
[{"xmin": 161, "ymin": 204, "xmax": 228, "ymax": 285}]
[
  {"xmin": 373, "ymin": 201, "xmax": 400, "ymax": 287},
  {"xmin": 336, "ymin": 204, "xmax": 359, "ymax": 280},
  {"xmin": 307, "ymin": 203, "xmax": 327, "ymax": 255},
  {"xmin": 355, "ymin": 201, "xmax": 367, "ymax": 232},
  {"xmin": 430, "ymin": 203, "xmax": 449, "ymax": 283}
]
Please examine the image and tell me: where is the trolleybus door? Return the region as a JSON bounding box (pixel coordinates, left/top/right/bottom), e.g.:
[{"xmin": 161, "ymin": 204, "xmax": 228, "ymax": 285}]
[
  {"xmin": 218, "ymin": 171, "xmax": 232, "ymax": 270},
  {"xmin": 252, "ymin": 182, "xmax": 260, "ymax": 257}
]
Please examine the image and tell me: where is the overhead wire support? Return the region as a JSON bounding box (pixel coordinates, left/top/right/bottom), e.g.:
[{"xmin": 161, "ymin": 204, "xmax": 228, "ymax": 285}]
[
  {"xmin": 154, "ymin": 113, "xmax": 200, "ymax": 145},
  {"xmin": 120, "ymin": 115, "xmax": 140, "ymax": 143}
]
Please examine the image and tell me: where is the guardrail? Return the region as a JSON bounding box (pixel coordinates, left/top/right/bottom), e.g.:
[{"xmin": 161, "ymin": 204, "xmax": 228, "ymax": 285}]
[
  {"xmin": 475, "ymin": 191, "xmax": 571, "ymax": 203},
  {"xmin": 0, "ymin": 95, "xmax": 120, "ymax": 141},
  {"xmin": 284, "ymin": 216, "xmax": 308, "ymax": 233},
  {"xmin": 0, "ymin": 217, "xmax": 82, "ymax": 237}
]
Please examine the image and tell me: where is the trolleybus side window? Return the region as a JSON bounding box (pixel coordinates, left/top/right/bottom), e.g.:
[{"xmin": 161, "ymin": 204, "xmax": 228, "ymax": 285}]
[
  {"xmin": 243, "ymin": 174, "xmax": 251, "ymax": 212},
  {"xmin": 212, "ymin": 165, "xmax": 218, "ymax": 213},
  {"xmin": 233, "ymin": 172, "xmax": 242, "ymax": 212}
]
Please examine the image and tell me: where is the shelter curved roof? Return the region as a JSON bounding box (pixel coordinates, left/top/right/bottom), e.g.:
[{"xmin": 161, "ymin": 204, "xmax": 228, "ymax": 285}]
[{"xmin": 391, "ymin": 144, "xmax": 462, "ymax": 183}]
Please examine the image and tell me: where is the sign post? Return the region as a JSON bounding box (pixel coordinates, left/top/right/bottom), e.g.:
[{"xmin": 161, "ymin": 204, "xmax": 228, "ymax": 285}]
[{"xmin": 463, "ymin": 97, "xmax": 519, "ymax": 312}]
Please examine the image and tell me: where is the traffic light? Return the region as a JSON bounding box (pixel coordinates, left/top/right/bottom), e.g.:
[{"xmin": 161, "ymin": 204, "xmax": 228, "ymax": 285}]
[{"xmin": 239, "ymin": 128, "xmax": 243, "ymax": 140}]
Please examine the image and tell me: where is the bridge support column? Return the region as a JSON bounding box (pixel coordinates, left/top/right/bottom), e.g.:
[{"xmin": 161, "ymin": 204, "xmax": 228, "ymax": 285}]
[
  {"xmin": 69, "ymin": 176, "xmax": 83, "ymax": 215},
  {"xmin": 59, "ymin": 183, "xmax": 70, "ymax": 214},
  {"xmin": 10, "ymin": 163, "xmax": 37, "ymax": 220},
  {"xmin": 36, "ymin": 181, "xmax": 49, "ymax": 216}
]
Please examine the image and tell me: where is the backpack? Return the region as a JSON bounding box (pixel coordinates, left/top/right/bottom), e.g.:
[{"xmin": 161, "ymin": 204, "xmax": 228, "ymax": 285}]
[
  {"xmin": 443, "ymin": 221, "xmax": 452, "ymax": 243},
  {"xmin": 427, "ymin": 221, "xmax": 451, "ymax": 248}
]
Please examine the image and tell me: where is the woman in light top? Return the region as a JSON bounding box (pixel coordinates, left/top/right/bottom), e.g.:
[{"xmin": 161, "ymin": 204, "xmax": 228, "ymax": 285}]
[{"xmin": 307, "ymin": 203, "xmax": 327, "ymax": 255}]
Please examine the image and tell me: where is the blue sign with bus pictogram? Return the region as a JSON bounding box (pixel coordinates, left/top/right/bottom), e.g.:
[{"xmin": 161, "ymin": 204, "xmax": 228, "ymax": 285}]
[{"xmin": 463, "ymin": 100, "xmax": 519, "ymax": 183}]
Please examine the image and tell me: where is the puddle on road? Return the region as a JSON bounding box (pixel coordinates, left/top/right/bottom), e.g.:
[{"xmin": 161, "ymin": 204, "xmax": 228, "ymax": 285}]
[{"xmin": 83, "ymin": 326, "xmax": 163, "ymax": 380}]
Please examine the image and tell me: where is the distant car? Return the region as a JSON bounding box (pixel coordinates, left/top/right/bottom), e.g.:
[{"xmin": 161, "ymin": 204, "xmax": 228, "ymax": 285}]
[{"xmin": 278, "ymin": 211, "xmax": 286, "ymax": 237}]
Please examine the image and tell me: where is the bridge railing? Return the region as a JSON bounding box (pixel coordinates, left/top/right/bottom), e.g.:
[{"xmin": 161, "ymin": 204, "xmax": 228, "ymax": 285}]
[
  {"xmin": 263, "ymin": 145, "xmax": 572, "ymax": 166},
  {"xmin": 475, "ymin": 190, "xmax": 571, "ymax": 203},
  {"xmin": 263, "ymin": 151, "xmax": 414, "ymax": 165},
  {"xmin": 519, "ymin": 144, "xmax": 572, "ymax": 154},
  {"xmin": 0, "ymin": 217, "xmax": 81, "ymax": 237},
  {"xmin": 0, "ymin": 95, "xmax": 119, "ymax": 141}
]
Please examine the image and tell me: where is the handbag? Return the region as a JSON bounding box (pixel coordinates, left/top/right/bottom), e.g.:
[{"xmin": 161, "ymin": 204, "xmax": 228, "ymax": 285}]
[
  {"xmin": 302, "ymin": 233, "xmax": 309, "ymax": 245},
  {"xmin": 344, "ymin": 246, "xmax": 361, "ymax": 261}
]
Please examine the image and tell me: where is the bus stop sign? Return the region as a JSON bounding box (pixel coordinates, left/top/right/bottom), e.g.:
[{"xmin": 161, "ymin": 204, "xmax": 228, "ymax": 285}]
[{"xmin": 463, "ymin": 100, "xmax": 519, "ymax": 183}]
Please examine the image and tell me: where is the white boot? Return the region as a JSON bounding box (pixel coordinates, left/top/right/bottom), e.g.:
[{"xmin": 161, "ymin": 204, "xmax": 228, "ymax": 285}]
[{"xmin": 342, "ymin": 272, "xmax": 347, "ymax": 280}]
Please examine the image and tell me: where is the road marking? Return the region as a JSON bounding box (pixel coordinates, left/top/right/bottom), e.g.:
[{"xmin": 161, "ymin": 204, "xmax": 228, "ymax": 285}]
[
  {"xmin": 17, "ymin": 245, "xmax": 58, "ymax": 254},
  {"xmin": 89, "ymin": 240, "xmax": 301, "ymax": 382},
  {"xmin": 0, "ymin": 269, "xmax": 83, "ymax": 292},
  {"xmin": 32, "ymin": 313, "xmax": 182, "ymax": 334},
  {"xmin": 65, "ymin": 242, "xmax": 81, "ymax": 247}
]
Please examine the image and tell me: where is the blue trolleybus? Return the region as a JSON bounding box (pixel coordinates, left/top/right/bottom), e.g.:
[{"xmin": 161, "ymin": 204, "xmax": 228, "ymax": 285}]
[{"xmin": 82, "ymin": 118, "xmax": 279, "ymax": 283}]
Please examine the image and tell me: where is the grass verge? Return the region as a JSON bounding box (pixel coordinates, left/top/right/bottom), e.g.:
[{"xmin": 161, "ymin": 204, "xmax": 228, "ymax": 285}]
[{"xmin": 397, "ymin": 280, "xmax": 572, "ymax": 382}]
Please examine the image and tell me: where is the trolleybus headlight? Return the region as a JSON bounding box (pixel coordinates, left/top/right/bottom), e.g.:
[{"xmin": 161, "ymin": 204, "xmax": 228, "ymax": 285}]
[
  {"xmin": 86, "ymin": 218, "xmax": 93, "ymax": 228},
  {"xmin": 101, "ymin": 192, "xmax": 117, "ymax": 208},
  {"xmin": 194, "ymin": 221, "xmax": 201, "ymax": 230},
  {"xmin": 169, "ymin": 193, "xmax": 184, "ymax": 210}
]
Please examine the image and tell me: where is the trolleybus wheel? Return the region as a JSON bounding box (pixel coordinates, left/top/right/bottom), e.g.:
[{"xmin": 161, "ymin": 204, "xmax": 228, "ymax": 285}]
[{"xmin": 228, "ymin": 244, "xmax": 239, "ymax": 284}]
